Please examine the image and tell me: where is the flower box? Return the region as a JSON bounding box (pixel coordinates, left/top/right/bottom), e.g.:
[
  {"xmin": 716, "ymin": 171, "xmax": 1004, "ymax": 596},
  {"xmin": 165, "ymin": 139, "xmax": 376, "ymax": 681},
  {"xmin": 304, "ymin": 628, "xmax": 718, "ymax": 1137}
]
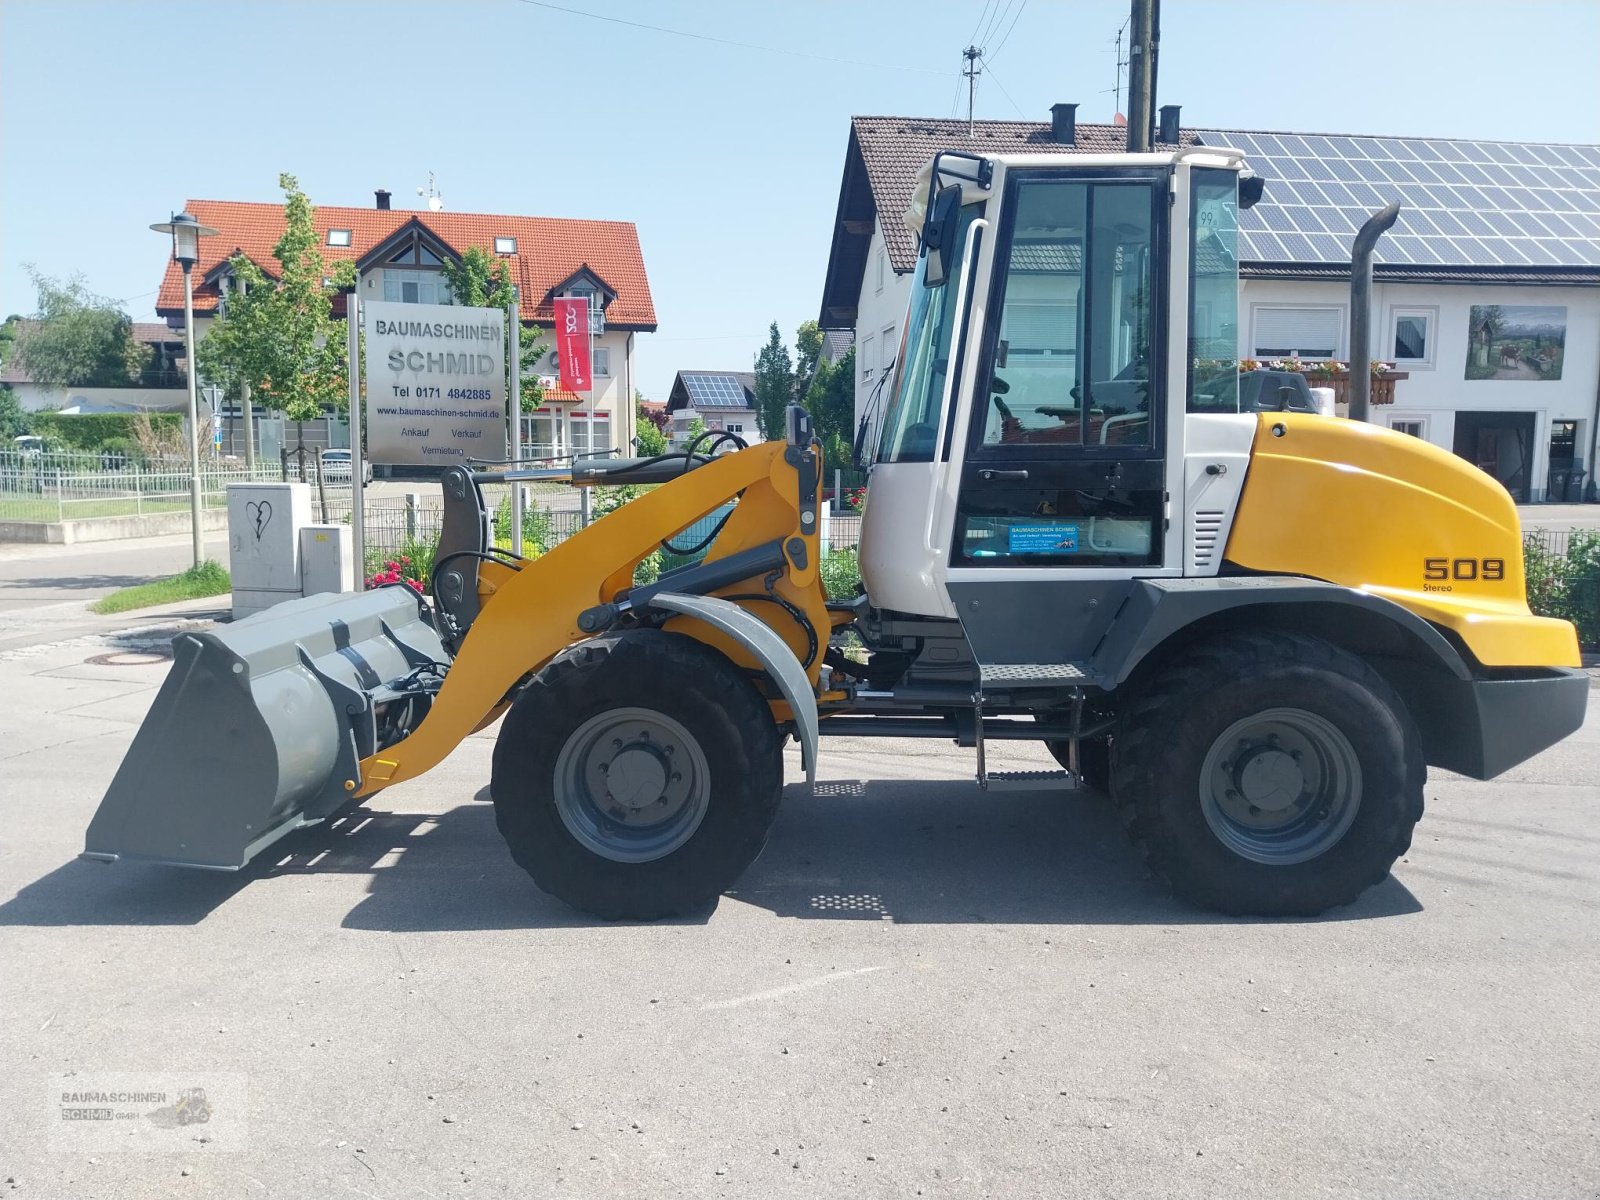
[{"xmin": 1238, "ymin": 360, "xmax": 1409, "ymax": 406}]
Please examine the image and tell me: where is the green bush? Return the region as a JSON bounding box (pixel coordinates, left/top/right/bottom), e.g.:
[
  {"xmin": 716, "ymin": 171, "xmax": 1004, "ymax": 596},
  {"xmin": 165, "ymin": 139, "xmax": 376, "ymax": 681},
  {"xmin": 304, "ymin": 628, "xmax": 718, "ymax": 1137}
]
[
  {"xmin": 820, "ymin": 547, "xmax": 861, "ymax": 600},
  {"xmin": 30, "ymin": 411, "xmax": 181, "ymax": 450},
  {"xmin": 1525, "ymin": 531, "xmax": 1600, "ymax": 649},
  {"xmin": 492, "ymin": 494, "xmax": 555, "ymax": 555}
]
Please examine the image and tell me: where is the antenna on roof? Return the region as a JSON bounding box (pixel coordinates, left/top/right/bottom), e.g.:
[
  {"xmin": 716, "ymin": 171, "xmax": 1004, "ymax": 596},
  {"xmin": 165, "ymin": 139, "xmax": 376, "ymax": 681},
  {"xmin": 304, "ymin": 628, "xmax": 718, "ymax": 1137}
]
[{"xmin": 416, "ymin": 171, "xmax": 444, "ymax": 212}]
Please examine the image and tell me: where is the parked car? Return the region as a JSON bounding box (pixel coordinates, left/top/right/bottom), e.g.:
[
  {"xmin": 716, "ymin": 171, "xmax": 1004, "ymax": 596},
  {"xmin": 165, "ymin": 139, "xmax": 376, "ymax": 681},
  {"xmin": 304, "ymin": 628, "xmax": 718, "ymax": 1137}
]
[
  {"xmin": 318, "ymin": 448, "xmax": 372, "ymax": 484},
  {"xmin": 11, "ymin": 435, "xmax": 45, "ymax": 455}
]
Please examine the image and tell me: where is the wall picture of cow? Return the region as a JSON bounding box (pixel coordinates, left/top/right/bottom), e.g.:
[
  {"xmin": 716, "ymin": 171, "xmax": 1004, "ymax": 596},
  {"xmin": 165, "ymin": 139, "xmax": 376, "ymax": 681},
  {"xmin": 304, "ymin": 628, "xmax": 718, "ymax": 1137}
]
[{"xmin": 1466, "ymin": 304, "xmax": 1566, "ymax": 381}]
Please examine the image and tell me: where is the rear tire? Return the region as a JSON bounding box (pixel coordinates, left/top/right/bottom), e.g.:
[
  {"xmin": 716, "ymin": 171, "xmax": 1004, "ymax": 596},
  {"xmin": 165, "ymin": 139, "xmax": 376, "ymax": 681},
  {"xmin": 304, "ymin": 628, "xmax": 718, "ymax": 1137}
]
[
  {"xmin": 491, "ymin": 630, "xmax": 783, "ymax": 919},
  {"xmin": 1112, "ymin": 630, "xmax": 1423, "ymax": 917}
]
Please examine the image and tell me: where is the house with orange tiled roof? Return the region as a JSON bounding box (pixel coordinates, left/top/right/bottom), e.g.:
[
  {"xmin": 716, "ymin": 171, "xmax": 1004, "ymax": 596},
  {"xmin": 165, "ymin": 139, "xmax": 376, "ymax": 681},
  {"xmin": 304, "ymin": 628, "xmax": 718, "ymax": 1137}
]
[{"xmin": 157, "ymin": 189, "xmax": 656, "ymax": 464}]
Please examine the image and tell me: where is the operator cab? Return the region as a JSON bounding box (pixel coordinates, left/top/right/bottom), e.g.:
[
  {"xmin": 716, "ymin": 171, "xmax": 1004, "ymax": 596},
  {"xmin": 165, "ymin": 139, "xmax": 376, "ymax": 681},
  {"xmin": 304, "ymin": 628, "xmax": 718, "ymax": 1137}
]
[{"xmin": 859, "ymin": 146, "xmax": 1258, "ymax": 623}]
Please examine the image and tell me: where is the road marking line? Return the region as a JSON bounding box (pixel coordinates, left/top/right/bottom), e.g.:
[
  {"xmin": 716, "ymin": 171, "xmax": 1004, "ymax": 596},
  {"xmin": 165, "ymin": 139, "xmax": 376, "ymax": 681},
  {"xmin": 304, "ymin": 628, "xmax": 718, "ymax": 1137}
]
[{"xmin": 701, "ymin": 965, "xmax": 886, "ymax": 1010}]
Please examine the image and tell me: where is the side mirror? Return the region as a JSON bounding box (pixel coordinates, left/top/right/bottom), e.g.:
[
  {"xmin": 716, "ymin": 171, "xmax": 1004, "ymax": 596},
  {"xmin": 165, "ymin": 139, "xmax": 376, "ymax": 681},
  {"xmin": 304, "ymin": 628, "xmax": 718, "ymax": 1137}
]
[{"xmin": 922, "ymin": 184, "xmax": 962, "ymax": 288}]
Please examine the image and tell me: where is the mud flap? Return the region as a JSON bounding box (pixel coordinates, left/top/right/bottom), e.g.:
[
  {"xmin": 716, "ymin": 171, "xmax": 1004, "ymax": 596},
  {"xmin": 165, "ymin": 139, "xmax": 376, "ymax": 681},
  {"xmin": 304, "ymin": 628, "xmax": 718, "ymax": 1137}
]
[
  {"xmin": 646, "ymin": 591, "xmax": 818, "ymax": 784},
  {"xmin": 83, "ymin": 587, "xmax": 449, "ymax": 869}
]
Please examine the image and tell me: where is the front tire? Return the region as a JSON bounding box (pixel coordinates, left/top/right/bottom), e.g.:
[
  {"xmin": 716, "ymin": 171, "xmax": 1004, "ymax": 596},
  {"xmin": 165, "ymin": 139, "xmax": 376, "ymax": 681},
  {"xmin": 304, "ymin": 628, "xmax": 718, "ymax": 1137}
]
[
  {"xmin": 1112, "ymin": 631, "xmax": 1424, "ymax": 917},
  {"xmin": 491, "ymin": 630, "xmax": 784, "ymax": 919}
]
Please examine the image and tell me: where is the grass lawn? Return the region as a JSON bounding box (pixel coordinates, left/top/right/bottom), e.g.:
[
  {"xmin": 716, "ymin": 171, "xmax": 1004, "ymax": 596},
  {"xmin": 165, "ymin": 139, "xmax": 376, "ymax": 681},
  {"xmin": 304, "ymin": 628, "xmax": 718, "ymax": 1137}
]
[
  {"xmin": 90, "ymin": 560, "xmax": 231, "ymax": 615},
  {"xmin": 0, "ymin": 491, "xmax": 228, "ymax": 523}
]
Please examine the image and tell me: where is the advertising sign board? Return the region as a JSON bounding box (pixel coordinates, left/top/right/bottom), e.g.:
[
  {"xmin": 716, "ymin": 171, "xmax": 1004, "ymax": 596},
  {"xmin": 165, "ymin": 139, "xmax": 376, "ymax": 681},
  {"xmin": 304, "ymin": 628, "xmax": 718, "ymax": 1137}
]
[{"xmin": 364, "ymin": 300, "xmax": 507, "ymax": 466}]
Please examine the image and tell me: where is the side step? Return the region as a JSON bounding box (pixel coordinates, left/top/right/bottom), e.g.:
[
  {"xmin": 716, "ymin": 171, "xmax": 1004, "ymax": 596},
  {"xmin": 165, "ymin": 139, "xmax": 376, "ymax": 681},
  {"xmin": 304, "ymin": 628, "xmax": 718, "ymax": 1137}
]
[{"xmin": 983, "ymin": 769, "xmax": 1077, "ymax": 792}]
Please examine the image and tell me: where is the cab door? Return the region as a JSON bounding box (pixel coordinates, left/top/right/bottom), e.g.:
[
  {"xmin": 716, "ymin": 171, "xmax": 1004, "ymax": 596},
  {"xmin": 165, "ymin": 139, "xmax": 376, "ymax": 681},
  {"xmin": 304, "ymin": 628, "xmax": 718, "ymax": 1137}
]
[{"xmin": 945, "ymin": 170, "xmax": 1170, "ymax": 666}]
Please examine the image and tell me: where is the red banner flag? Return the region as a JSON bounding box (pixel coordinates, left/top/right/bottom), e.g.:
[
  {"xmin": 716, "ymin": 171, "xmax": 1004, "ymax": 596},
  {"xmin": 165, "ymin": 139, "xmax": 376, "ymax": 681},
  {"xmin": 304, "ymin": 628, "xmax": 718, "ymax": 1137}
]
[{"xmin": 554, "ymin": 297, "xmax": 591, "ymax": 393}]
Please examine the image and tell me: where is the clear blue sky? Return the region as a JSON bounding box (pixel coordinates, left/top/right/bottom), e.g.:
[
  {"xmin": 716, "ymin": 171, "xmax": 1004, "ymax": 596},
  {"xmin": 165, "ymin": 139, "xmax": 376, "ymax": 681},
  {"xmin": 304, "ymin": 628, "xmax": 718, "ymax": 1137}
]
[{"xmin": 3, "ymin": 0, "xmax": 1598, "ymax": 401}]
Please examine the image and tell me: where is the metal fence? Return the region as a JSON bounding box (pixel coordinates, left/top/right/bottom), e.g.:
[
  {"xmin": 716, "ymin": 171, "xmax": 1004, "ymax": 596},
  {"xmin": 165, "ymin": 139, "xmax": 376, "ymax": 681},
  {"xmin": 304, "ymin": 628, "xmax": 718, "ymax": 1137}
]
[
  {"xmin": 0, "ymin": 450, "xmax": 290, "ymax": 524},
  {"xmin": 357, "ymin": 494, "xmax": 864, "ymax": 566}
]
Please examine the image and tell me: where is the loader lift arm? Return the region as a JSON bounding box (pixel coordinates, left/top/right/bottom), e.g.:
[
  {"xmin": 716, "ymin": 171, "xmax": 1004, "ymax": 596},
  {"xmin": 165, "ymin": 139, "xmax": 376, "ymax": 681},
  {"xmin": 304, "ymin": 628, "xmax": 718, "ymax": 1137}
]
[{"xmin": 356, "ymin": 412, "xmax": 830, "ymax": 797}]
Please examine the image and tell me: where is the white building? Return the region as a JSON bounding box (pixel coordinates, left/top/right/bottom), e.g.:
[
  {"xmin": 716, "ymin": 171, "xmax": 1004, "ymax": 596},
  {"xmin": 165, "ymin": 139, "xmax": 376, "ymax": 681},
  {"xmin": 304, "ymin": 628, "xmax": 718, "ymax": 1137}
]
[
  {"xmin": 820, "ymin": 111, "xmax": 1600, "ymax": 502},
  {"xmin": 664, "ymin": 371, "xmax": 760, "ymax": 448}
]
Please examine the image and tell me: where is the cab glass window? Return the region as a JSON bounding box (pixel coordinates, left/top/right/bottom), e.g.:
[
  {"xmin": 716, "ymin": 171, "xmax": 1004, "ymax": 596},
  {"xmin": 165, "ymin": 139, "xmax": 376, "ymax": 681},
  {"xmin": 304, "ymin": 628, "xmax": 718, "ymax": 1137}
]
[{"xmin": 1187, "ymin": 168, "xmax": 1241, "ymax": 412}]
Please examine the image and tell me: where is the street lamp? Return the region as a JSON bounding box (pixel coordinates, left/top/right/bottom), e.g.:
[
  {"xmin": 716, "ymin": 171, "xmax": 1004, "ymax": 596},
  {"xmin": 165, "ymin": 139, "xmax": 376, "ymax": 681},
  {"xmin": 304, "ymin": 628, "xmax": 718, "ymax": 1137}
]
[{"xmin": 150, "ymin": 211, "xmax": 217, "ymax": 568}]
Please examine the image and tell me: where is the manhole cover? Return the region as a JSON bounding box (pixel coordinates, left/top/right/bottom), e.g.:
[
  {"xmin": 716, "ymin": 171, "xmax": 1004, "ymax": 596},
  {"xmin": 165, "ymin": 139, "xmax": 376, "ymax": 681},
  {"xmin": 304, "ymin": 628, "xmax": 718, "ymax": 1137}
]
[{"xmin": 86, "ymin": 648, "xmax": 173, "ymax": 667}]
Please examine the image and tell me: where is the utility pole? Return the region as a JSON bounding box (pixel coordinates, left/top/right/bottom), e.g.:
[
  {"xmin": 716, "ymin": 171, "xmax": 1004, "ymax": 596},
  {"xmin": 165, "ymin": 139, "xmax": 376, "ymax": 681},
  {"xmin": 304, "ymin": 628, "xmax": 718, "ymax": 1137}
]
[
  {"xmin": 963, "ymin": 45, "xmax": 982, "ymax": 137},
  {"xmin": 1125, "ymin": 0, "xmax": 1159, "ymax": 152}
]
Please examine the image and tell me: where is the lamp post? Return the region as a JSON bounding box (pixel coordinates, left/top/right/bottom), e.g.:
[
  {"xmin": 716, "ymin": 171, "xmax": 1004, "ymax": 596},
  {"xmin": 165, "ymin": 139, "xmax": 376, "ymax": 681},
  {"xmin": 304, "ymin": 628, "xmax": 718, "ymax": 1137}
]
[{"xmin": 150, "ymin": 211, "xmax": 217, "ymax": 568}]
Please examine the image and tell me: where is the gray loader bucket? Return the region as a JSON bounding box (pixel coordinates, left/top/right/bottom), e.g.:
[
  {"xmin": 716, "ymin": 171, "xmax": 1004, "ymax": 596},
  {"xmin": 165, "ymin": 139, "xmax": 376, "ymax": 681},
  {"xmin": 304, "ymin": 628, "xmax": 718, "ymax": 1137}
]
[{"xmin": 84, "ymin": 587, "xmax": 450, "ymax": 870}]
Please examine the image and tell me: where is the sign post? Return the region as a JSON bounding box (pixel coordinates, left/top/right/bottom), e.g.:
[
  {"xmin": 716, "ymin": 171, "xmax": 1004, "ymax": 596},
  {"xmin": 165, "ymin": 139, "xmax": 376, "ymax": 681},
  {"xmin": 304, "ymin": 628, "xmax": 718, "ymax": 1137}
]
[
  {"xmin": 347, "ymin": 291, "xmax": 365, "ymax": 587},
  {"xmin": 363, "ymin": 300, "xmax": 508, "ymax": 467},
  {"xmin": 509, "ymin": 289, "xmax": 523, "ymax": 548}
]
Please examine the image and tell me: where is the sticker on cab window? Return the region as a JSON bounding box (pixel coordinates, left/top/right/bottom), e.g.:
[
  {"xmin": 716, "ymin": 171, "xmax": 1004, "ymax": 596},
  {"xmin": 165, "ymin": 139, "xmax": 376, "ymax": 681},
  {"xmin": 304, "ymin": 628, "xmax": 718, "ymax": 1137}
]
[{"xmin": 1007, "ymin": 522, "xmax": 1080, "ymax": 554}]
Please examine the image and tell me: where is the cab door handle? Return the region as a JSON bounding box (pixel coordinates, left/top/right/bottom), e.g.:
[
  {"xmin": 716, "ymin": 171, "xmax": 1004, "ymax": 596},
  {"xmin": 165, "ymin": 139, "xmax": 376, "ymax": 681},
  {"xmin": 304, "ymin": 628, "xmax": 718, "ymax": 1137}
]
[{"xmin": 980, "ymin": 469, "xmax": 1029, "ymax": 481}]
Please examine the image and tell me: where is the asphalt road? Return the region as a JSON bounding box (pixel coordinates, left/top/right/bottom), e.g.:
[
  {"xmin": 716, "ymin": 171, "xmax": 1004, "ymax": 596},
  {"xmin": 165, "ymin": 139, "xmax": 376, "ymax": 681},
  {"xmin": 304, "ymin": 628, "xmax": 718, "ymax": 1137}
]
[{"xmin": 1, "ymin": 619, "xmax": 1596, "ymax": 1199}]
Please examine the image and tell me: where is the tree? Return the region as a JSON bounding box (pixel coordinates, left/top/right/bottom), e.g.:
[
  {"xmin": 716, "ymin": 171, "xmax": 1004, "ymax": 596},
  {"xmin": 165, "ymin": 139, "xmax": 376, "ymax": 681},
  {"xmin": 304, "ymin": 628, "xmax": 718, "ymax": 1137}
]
[
  {"xmin": 439, "ymin": 246, "xmax": 547, "ymax": 414},
  {"xmin": 803, "ymin": 347, "xmax": 855, "ymax": 443},
  {"xmin": 793, "ymin": 319, "xmax": 822, "ymax": 396},
  {"xmin": 0, "ymin": 386, "xmax": 29, "ymax": 439},
  {"xmin": 15, "ymin": 271, "xmax": 150, "ymax": 389},
  {"xmin": 752, "ymin": 321, "xmax": 793, "ymax": 441},
  {"xmin": 633, "ymin": 393, "xmax": 667, "ymax": 456},
  {"xmin": 195, "ymin": 174, "xmax": 351, "ymax": 432},
  {"xmin": 802, "ymin": 347, "xmax": 855, "ymax": 472}
]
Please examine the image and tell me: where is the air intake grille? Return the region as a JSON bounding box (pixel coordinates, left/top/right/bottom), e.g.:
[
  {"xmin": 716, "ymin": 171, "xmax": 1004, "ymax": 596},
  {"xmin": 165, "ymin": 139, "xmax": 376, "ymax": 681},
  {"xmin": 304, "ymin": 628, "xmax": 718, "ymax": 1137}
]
[{"xmin": 1191, "ymin": 510, "xmax": 1225, "ymax": 571}]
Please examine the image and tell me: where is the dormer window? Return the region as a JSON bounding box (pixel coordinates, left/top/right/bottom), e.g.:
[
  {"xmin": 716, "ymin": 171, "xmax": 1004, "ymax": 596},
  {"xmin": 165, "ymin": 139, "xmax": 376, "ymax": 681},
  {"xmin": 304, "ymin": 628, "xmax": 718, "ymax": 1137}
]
[
  {"xmin": 494, "ymin": 236, "xmax": 517, "ymax": 255},
  {"xmin": 566, "ymin": 285, "xmax": 605, "ymax": 334},
  {"xmin": 327, "ymin": 229, "xmax": 352, "ymax": 247}
]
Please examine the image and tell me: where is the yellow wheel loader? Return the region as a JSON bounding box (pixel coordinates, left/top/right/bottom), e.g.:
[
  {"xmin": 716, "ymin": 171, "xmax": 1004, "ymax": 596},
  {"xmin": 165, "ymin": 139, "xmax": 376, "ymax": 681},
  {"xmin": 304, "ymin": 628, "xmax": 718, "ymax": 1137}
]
[{"xmin": 85, "ymin": 146, "xmax": 1588, "ymax": 919}]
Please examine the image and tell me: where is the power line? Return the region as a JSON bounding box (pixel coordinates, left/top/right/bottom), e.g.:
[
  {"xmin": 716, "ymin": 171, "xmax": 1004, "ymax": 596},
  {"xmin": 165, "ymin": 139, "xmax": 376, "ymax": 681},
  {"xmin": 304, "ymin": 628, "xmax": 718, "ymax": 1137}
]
[
  {"xmin": 985, "ymin": 0, "xmax": 1029, "ymax": 63},
  {"xmin": 966, "ymin": 0, "xmax": 996, "ymax": 46},
  {"xmin": 513, "ymin": 0, "xmax": 953, "ymax": 76},
  {"xmin": 983, "ymin": 62, "xmax": 1028, "ymax": 120},
  {"xmin": 979, "ymin": 0, "xmax": 1014, "ymax": 47}
]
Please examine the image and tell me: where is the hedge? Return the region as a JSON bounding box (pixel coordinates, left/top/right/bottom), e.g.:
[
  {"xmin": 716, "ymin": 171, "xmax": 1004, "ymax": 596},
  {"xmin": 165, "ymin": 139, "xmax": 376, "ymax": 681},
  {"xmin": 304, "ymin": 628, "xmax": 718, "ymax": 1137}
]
[{"xmin": 29, "ymin": 411, "xmax": 182, "ymax": 450}]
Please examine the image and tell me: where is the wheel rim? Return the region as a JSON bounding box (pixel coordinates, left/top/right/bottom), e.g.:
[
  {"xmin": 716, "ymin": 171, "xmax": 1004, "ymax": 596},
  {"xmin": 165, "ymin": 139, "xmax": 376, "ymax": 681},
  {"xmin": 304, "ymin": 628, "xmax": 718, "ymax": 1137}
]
[
  {"xmin": 1197, "ymin": 707, "xmax": 1362, "ymax": 866},
  {"xmin": 553, "ymin": 707, "xmax": 711, "ymax": 864}
]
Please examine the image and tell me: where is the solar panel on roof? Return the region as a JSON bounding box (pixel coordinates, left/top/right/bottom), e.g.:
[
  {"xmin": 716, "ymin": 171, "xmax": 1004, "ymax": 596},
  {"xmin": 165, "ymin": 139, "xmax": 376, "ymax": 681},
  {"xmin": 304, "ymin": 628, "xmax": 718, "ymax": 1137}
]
[
  {"xmin": 1197, "ymin": 128, "xmax": 1600, "ymax": 270},
  {"xmin": 682, "ymin": 373, "xmax": 748, "ymax": 408}
]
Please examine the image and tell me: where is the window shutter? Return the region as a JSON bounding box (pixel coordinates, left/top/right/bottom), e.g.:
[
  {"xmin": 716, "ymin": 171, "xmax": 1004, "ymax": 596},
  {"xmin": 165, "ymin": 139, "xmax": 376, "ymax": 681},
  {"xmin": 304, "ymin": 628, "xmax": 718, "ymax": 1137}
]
[
  {"xmin": 1005, "ymin": 302, "xmax": 1077, "ymax": 354},
  {"xmin": 1253, "ymin": 307, "xmax": 1341, "ymax": 356}
]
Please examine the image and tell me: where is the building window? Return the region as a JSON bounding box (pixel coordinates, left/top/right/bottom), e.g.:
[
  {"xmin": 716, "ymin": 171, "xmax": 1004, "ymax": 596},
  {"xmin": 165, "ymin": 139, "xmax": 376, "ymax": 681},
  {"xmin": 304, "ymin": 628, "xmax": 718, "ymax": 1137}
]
[
  {"xmin": 494, "ymin": 236, "xmax": 516, "ymax": 254},
  {"xmin": 882, "ymin": 325, "xmax": 897, "ymax": 373},
  {"xmin": 876, "ymin": 250, "xmax": 885, "ymax": 294},
  {"xmin": 1252, "ymin": 305, "xmax": 1342, "ymax": 358},
  {"xmin": 1390, "ymin": 306, "xmax": 1437, "ymax": 369},
  {"xmin": 592, "ymin": 346, "xmax": 611, "ymax": 377},
  {"xmin": 327, "ymin": 229, "xmax": 352, "ymax": 247},
  {"xmin": 726, "ymin": 423, "xmax": 744, "ymax": 434},
  {"xmin": 566, "ymin": 285, "xmax": 605, "ymax": 333},
  {"xmin": 528, "ymin": 409, "xmax": 561, "ymax": 460},
  {"xmin": 861, "ymin": 334, "xmax": 875, "ymax": 383},
  {"xmin": 383, "ymin": 269, "xmax": 451, "ymax": 305},
  {"xmin": 571, "ymin": 411, "xmax": 613, "ymax": 457},
  {"xmin": 1390, "ymin": 417, "xmax": 1428, "ymax": 439}
]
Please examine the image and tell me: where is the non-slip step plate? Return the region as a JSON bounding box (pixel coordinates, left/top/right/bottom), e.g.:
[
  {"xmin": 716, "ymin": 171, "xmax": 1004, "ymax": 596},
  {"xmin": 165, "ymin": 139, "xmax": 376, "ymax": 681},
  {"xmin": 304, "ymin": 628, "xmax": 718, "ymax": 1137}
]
[
  {"xmin": 982, "ymin": 769, "xmax": 1077, "ymax": 792},
  {"xmin": 979, "ymin": 662, "xmax": 1090, "ymax": 685}
]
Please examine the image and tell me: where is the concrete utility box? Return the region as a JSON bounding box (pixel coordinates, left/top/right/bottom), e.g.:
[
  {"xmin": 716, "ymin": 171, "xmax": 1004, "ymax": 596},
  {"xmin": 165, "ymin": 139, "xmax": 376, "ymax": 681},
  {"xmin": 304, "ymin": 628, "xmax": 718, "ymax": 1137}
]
[
  {"xmin": 300, "ymin": 524, "xmax": 354, "ymax": 597},
  {"xmin": 227, "ymin": 482, "xmax": 312, "ymax": 618}
]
